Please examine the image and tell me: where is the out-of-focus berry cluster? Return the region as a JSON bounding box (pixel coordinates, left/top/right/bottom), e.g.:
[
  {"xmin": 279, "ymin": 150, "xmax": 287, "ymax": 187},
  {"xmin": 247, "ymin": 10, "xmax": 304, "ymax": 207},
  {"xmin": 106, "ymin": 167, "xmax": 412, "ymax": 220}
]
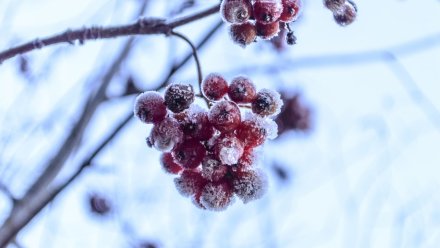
[
  {"xmin": 220, "ymin": 0, "xmax": 302, "ymax": 47},
  {"xmin": 134, "ymin": 74, "xmax": 283, "ymax": 211},
  {"xmin": 323, "ymin": 0, "xmax": 357, "ymax": 26},
  {"xmin": 275, "ymin": 92, "xmax": 312, "ymax": 136}
]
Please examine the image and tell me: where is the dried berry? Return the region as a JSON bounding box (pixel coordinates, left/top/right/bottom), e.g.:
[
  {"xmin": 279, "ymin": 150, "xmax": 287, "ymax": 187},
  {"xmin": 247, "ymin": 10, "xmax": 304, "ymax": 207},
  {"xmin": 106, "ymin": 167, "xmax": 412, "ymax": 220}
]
[
  {"xmin": 228, "ymin": 76, "xmax": 257, "ymax": 103},
  {"xmin": 229, "ymin": 21, "xmax": 257, "ymax": 47},
  {"xmin": 202, "ymin": 73, "xmax": 229, "ymax": 101},
  {"xmin": 164, "ymin": 83, "xmax": 194, "ymax": 113},
  {"xmin": 134, "ymin": 91, "xmax": 167, "ymax": 124}
]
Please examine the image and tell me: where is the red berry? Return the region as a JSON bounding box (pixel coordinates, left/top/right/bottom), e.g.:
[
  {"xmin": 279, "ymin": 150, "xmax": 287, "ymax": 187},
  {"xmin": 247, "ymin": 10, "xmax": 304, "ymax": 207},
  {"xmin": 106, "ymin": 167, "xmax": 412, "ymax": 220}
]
[
  {"xmin": 200, "ymin": 182, "xmax": 234, "ymax": 211},
  {"xmin": 134, "ymin": 91, "xmax": 167, "ymax": 124},
  {"xmin": 251, "ymin": 89, "xmax": 283, "ymax": 117},
  {"xmin": 279, "ymin": 0, "xmax": 302, "ymax": 23},
  {"xmin": 333, "ymin": 1, "xmax": 357, "ymax": 26},
  {"xmin": 256, "ymin": 21, "xmax": 280, "ymax": 40},
  {"xmin": 149, "ymin": 116, "xmax": 183, "ymax": 152},
  {"xmin": 213, "ymin": 133, "xmax": 245, "ymax": 165},
  {"xmin": 202, "ymin": 73, "xmax": 229, "ymax": 101},
  {"xmin": 228, "ymin": 76, "xmax": 257, "ymax": 103},
  {"xmin": 233, "ymin": 169, "xmax": 267, "ymax": 203},
  {"xmin": 201, "ymin": 156, "xmax": 228, "ymax": 182},
  {"xmin": 174, "ymin": 170, "xmax": 206, "ymax": 197},
  {"xmin": 229, "ymin": 21, "xmax": 257, "ymax": 47},
  {"xmin": 174, "ymin": 106, "xmax": 214, "ymax": 141},
  {"xmin": 237, "ymin": 148, "xmax": 256, "ymax": 168},
  {"xmin": 172, "ymin": 140, "xmax": 206, "ymax": 169},
  {"xmin": 208, "ymin": 100, "xmax": 241, "ymax": 133},
  {"xmin": 253, "ymin": 0, "xmax": 283, "ymax": 24},
  {"xmin": 323, "ymin": 0, "xmax": 345, "ymax": 12},
  {"xmin": 237, "ymin": 116, "xmax": 267, "ymax": 148},
  {"xmin": 160, "ymin": 153, "xmax": 182, "ymax": 174},
  {"xmin": 220, "ymin": 0, "xmax": 253, "ymax": 24},
  {"xmin": 164, "ymin": 83, "xmax": 194, "ymax": 113}
]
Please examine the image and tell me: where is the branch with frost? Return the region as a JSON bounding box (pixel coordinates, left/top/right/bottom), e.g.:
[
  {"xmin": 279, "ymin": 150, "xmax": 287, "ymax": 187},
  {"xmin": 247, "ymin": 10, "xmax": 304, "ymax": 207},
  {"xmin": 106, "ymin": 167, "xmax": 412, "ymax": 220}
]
[{"xmin": 0, "ymin": 4, "xmax": 220, "ymax": 63}]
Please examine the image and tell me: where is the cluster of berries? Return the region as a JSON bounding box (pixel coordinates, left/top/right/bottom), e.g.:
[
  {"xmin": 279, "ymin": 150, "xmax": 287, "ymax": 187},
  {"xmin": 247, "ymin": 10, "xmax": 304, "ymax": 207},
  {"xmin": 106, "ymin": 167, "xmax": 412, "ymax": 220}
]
[
  {"xmin": 134, "ymin": 73, "xmax": 283, "ymax": 211},
  {"xmin": 323, "ymin": 0, "xmax": 357, "ymax": 26},
  {"xmin": 220, "ymin": 0, "xmax": 302, "ymax": 47}
]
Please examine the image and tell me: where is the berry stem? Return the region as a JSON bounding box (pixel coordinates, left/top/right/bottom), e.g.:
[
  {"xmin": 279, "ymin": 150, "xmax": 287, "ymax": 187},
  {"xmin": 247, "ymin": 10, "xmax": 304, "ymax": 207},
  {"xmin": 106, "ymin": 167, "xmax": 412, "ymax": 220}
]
[{"xmin": 170, "ymin": 31, "xmax": 210, "ymax": 107}]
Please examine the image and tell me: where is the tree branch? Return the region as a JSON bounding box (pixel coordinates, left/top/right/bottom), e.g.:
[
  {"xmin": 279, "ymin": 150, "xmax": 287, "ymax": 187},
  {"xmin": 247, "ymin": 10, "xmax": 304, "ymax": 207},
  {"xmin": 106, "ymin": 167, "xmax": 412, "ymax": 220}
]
[{"xmin": 0, "ymin": 4, "xmax": 220, "ymax": 64}]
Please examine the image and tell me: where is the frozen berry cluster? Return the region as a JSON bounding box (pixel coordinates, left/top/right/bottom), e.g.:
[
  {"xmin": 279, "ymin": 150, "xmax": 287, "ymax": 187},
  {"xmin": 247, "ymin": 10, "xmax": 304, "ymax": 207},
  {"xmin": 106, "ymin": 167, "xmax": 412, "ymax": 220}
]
[
  {"xmin": 134, "ymin": 74, "xmax": 283, "ymax": 211},
  {"xmin": 220, "ymin": 0, "xmax": 302, "ymax": 47},
  {"xmin": 323, "ymin": 0, "xmax": 357, "ymax": 26}
]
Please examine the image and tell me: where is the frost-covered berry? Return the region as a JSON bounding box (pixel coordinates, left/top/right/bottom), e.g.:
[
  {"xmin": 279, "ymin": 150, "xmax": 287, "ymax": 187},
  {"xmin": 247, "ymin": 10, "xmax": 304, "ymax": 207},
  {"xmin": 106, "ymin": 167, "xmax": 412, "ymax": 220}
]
[
  {"xmin": 149, "ymin": 117, "xmax": 183, "ymax": 152},
  {"xmin": 208, "ymin": 100, "xmax": 242, "ymax": 132},
  {"xmin": 160, "ymin": 153, "xmax": 182, "ymax": 174},
  {"xmin": 253, "ymin": 0, "xmax": 283, "ymax": 25},
  {"xmin": 172, "ymin": 140, "xmax": 206, "ymax": 169},
  {"xmin": 256, "ymin": 21, "xmax": 280, "ymax": 40},
  {"xmin": 202, "ymin": 156, "xmax": 228, "ymax": 182},
  {"xmin": 229, "ymin": 22, "xmax": 257, "ymax": 47},
  {"xmin": 134, "ymin": 91, "xmax": 167, "ymax": 124},
  {"xmin": 233, "ymin": 169, "xmax": 267, "ymax": 203},
  {"xmin": 252, "ymin": 89, "xmax": 283, "ymax": 117},
  {"xmin": 323, "ymin": 0, "xmax": 345, "ymax": 12},
  {"xmin": 228, "ymin": 76, "xmax": 257, "ymax": 103},
  {"xmin": 221, "ymin": 0, "xmax": 253, "ymax": 24},
  {"xmin": 279, "ymin": 0, "xmax": 302, "ymax": 23},
  {"xmin": 213, "ymin": 133, "xmax": 245, "ymax": 165},
  {"xmin": 333, "ymin": 1, "xmax": 357, "ymax": 26},
  {"xmin": 237, "ymin": 116, "xmax": 267, "ymax": 148},
  {"xmin": 174, "ymin": 170, "xmax": 206, "ymax": 197},
  {"xmin": 174, "ymin": 106, "xmax": 214, "ymax": 141},
  {"xmin": 237, "ymin": 148, "xmax": 256, "ymax": 168},
  {"xmin": 200, "ymin": 182, "xmax": 234, "ymax": 211},
  {"xmin": 164, "ymin": 83, "xmax": 194, "ymax": 113},
  {"xmin": 202, "ymin": 73, "xmax": 229, "ymax": 101}
]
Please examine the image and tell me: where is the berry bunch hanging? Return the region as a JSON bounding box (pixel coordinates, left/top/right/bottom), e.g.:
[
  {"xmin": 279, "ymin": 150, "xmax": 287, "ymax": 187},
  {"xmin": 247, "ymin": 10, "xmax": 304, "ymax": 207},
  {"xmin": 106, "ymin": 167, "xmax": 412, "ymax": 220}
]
[
  {"xmin": 323, "ymin": 0, "xmax": 357, "ymax": 26},
  {"xmin": 221, "ymin": 0, "xmax": 302, "ymax": 47},
  {"xmin": 134, "ymin": 73, "xmax": 282, "ymax": 211}
]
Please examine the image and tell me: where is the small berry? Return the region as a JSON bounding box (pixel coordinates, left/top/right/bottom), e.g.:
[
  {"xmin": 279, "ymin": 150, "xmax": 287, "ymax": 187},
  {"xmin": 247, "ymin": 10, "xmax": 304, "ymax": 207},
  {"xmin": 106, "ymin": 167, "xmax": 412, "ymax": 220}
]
[
  {"xmin": 174, "ymin": 106, "xmax": 214, "ymax": 141},
  {"xmin": 286, "ymin": 31, "xmax": 297, "ymax": 45},
  {"xmin": 149, "ymin": 117, "xmax": 183, "ymax": 152},
  {"xmin": 221, "ymin": 0, "xmax": 253, "ymax": 24},
  {"xmin": 333, "ymin": 1, "xmax": 357, "ymax": 26},
  {"xmin": 202, "ymin": 156, "xmax": 229, "ymax": 182},
  {"xmin": 89, "ymin": 193, "xmax": 111, "ymax": 216},
  {"xmin": 323, "ymin": 0, "xmax": 345, "ymax": 12},
  {"xmin": 279, "ymin": 0, "xmax": 302, "ymax": 23},
  {"xmin": 252, "ymin": 89, "xmax": 283, "ymax": 117},
  {"xmin": 134, "ymin": 91, "xmax": 167, "ymax": 124},
  {"xmin": 200, "ymin": 182, "xmax": 234, "ymax": 211},
  {"xmin": 164, "ymin": 83, "xmax": 194, "ymax": 113},
  {"xmin": 213, "ymin": 133, "xmax": 245, "ymax": 165},
  {"xmin": 233, "ymin": 169, "xmax": 267, "ymax": 203},
  {"xmin": 253, "ymin": 0, "xmax": 283, "ymax": 24},
  {"xmin": 202, "ymin": 73, "xmax": 229, "ymax": 101},
  {"xmin": 172, "ymin": 139, "xmax": 206, "ymax": 169},
  {"xmin": 208, "ymin": 100, "xmax": 242, "ymax": 132},
  {"xmin": 237, "ymin": 116, "xmax": 267, "ymax": 148},
  {"xmin": 174, "ymin": 170, "xmax": 207, "ymax": 197},
  {"xmin": 228, "ymin": 76, "xmax": 257, "ymax": 103},
  {"xmin": 256, "ymin": 21, "xmax": 280, "ymax": 40},
  {"xmin": 160, "ymin": 153, "xmax": 182, "ymax": 174},
  {"xmin": 237, "ymin": 148, "xmax": 256, "ymax": 168},
  {"xmin": 229, "ymin": 21, "xmax": 257, "ymax": 47}
]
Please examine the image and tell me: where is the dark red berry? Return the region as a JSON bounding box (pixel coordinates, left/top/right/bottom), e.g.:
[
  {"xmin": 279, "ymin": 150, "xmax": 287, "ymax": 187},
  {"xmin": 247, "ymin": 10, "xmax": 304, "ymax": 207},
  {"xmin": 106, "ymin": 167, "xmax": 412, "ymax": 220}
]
[
  {"xmin": 160, "ymin": 153, "xmax": 183, "ymax": 174},
  {"xmin": 89, "ymin": 193, "xmax": 111, "ymax": 216},
  {"xmin": 229, "ymin": 21, "xmax": 257, "ymax": 47},
  {"xmin": 323, "ymin": 0, "xmax": 345, "ymax": 12},
  {"xmin": 251, "ymin": 89, "xmax": 283, "ymax": 117},
  {"xmin": 228, "ymin": 76, "xmax": 257, "ymax": 103},
  {"xmin": 256, "ymin": 21, "xmax": 280, "ymax": 40},
  {"xmin": 200, "ymin": 181, "xmax": 233, "ymax": 211},
  {"xmin": 237, "ymin": 148, "xmax": 256, "ymax": 168},
  {"xmin": 237, "ymin": 117, "xmax": 267, "ymax": 148},
  {"xmin": 149, "ymin": 116, "xmax": 183, "ymax": 152},
  {"xmin": 164, "ymin": 83, "xmax": 194, "ymax": 113},
  {"xmin": 134, "ymin": 91, "xmax": 167, "ymax": 124},
  {"xmin": 172, "ymin": 140, "xmax": 206, "ymax": 169},
  {"xmin": 174, "ymin": 169, "xmax": 207, "ymax": 197},
  {"xmin": 280, "ymin": 0, "xmax": 302, "ymax": 22},
  {"xmin": 221, "ymin": 0, "xmax": 253, "ymax": 24},
  {"xmin": 213, "ymin": 133, "xmax": 245, "ymax": 165},
  {"xmin": 233, "ymin": 169, "xmax": 267, "ymax": 203},
  {"xmin": 208, "ymin": 100, "xmax": 241, "ymax": 132},
  {"xmin": 202, "ymin": 73, "xmax": 229, "ymax": 101},
  {"xmin": 174, "ymin": 107, "xmax": 214, "ymax": 141},
  {"xmin": 202, "ymin": 156, "xmax": 228, "ymax": 182},
  {"xmin": 333, "ymin": 1, "xmax": 357, "ymax": 26},
  {"xmin": 253, "ymin": 0, "xmax": 283, "ymax": 24}
]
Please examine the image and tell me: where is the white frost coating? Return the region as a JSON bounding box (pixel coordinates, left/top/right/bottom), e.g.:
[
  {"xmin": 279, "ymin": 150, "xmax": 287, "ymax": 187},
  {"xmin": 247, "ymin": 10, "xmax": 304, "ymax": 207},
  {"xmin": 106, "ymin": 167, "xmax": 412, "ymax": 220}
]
[
  {"xmin": 200, "ymin": 183, "xmax": 233, "ymax": 211},
  {"xmin": 263, "ymin": 118, "xmax": 278, "ymax": 140},
  {"xmin": 259, "ymin": 88, "xmax": 283, "ymax": 117},
  {"xmin": 220, "ymin": 146, "xmax": 242, "ymax": 165},
  {"xmin": 233, "ymin": 169, "xmax": 268, "ymax": 204},
  {"xmin": 220, "ymin": 0, "xmax": 252, "ymax": 24}
]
